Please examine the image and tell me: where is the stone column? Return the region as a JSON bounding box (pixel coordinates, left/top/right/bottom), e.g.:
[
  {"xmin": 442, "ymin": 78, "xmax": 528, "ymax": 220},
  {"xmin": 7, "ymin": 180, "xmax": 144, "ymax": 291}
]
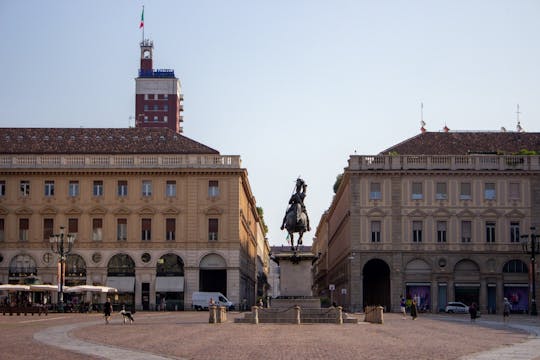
[
  {"xmin": 251, "ymin": 306, "xmax": 259, "ymax": 324},
  {"xmin": 209, "ymin": 305, "xmax": 217, "ymax": 323},
  {"xmin": 479, "ymin": 278, "xmax": 487, "ymax": 313}
]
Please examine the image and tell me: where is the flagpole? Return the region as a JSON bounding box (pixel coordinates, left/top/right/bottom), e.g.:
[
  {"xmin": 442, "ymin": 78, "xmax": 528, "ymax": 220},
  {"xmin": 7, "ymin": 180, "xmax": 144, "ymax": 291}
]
[{"xmin": 142, "ymin": 5, "xmax": 145, "ymax": 42}]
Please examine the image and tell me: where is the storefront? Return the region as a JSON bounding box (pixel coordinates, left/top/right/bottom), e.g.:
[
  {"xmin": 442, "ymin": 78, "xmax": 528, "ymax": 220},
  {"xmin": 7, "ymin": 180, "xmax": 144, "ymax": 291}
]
[
  {"xmin": 503, "ymin": 284, "xmax": 529, "ymax": 313},
  {"xmin": 406, "ymin": 283, "xmax": 431, "ymax": 312}
]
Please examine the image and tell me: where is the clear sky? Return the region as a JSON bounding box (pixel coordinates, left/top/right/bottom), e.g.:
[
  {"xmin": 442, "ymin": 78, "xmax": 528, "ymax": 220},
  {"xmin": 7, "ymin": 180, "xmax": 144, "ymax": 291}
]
[{"xmin": 1, "ymin": 1, "xmax": 539, "ymax": 246}]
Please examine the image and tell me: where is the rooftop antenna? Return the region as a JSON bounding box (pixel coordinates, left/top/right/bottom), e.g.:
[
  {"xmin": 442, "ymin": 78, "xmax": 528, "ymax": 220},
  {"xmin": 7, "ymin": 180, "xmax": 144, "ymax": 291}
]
[
  {"xmin": 516, "ymin": 104, "xmax": 523, "ymax": 132},
  {"xmin": 420, "ymin": 102, "xmax": 426, "ymax": 133}
]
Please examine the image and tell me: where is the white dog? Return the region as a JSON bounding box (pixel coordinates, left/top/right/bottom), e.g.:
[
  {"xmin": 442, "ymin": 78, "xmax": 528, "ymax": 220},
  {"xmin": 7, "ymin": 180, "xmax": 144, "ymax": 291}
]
[{"xmin": 119, "ymin": 308, "xmax": 134, "ymax": 324}]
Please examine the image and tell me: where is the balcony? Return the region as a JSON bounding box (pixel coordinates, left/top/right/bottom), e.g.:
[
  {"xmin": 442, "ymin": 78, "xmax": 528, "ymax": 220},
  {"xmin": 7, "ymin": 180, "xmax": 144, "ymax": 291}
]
[
  {"xmin": 138, "ymin": 69, "xmax": 175, "ymax": 78},
  {"xmin": 0, "ymin": 154, "xmax": 241, "ymax": 170},
  {"xmin": 348, "ymin": 155, "xmax": 540, "ymax": 172}
]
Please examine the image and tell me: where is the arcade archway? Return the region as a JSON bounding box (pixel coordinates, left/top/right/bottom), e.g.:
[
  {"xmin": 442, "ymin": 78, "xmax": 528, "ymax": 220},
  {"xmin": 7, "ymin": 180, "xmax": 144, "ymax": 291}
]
[
  {"xmin": 199, "ymin": 253, "xmax": 227, "ymax": 296},
  {"xmin": 362, "ymin": 258, "xmax": 391, "ymax": 310}
]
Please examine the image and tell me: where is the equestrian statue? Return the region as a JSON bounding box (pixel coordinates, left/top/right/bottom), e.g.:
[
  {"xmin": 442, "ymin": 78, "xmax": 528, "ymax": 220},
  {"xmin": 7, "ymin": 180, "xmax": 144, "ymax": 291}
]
[{"xmin": 280, "ymin": 178, "xmax": 311, "ymax": 251}]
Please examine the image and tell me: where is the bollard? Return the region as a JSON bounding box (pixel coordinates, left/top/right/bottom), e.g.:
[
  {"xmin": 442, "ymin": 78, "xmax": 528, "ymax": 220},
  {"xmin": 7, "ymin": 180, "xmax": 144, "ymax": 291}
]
[
  {"xmin": 336, "ymin": 306, "xmax": 343, "ymax": 325},
  {"xmin": 294, "ymin": 305, "xmax": 301, "ymax": 325},
  {"xmin": 209, "ymin": 305, "xmax": 217, "ymax": 324},
  {"xmin": 217, "ymin": 306, "xmax": 227, "ymax": 323},
  {"xmin": 252, "ymin": 306, "xmax": 259, "ymax": 324}
]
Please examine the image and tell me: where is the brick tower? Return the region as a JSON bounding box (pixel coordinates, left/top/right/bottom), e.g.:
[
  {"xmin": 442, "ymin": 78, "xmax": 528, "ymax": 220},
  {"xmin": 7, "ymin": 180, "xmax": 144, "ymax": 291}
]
[{"xmin": 135, "ymin": 39, "xmax": 184, "ymax": 133}]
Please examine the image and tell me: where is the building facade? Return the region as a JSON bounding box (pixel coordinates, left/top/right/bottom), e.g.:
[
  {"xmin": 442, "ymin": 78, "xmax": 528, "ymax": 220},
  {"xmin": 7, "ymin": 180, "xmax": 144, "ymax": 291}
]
[
  {"xmin": 0, "ymin": 127, "xmax": 266, "ymax": 310},
  {"xmin": 135, "ymin": 39, "xmax": 184, "ymax": 133},
  {"xmin": 313, "ymin": 130, "xmax": 540, "ymax": 314}
]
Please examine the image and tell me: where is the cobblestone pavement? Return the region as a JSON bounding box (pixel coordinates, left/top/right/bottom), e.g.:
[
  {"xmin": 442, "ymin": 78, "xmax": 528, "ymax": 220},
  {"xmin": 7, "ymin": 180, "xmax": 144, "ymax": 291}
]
[{"xmin": 1, "ymin": 311, "xmax": 538, "ymax": 360}]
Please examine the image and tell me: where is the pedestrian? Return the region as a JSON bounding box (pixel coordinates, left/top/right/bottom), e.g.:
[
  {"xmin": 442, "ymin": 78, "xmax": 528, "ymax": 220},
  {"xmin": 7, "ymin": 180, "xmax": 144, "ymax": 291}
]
[
  {"xmin": 103, "ymin": 297, "xmax": 112, "ymax": 324},
  {"xmin": 400, "ymin": 295, "xmax": 407, "ymax": 319},
  {"xmin": 503, "ymin": 297, "xmax": 511, "ymax": 322},
  {"xmin": 410, "ymin": 298, "xmax": 418, "ymax": 320},
  {"xmin": 258, "ymin": 298, "xmax": 263, "ymax": 308},
  {"xmin": 469, "ymin": 302, "xmax": 478, "ymax": 322}
]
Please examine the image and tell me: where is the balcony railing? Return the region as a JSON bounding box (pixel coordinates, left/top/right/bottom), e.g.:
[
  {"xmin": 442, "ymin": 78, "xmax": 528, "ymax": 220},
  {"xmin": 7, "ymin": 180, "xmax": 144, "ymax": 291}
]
[
  {"xmin": 0, "ymin": 154, "xmax": 241, "ymax": 169},
  {"xmin": 348, "ymin": 155, "xmax": 540, "ymax": 171}
]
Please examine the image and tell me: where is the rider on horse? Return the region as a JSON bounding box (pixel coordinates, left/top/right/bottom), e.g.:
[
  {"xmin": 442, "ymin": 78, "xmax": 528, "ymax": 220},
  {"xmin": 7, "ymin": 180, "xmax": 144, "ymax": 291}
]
[{"xmin": 280, "ymin": 178, "xmax": 311, "ymax": 232}]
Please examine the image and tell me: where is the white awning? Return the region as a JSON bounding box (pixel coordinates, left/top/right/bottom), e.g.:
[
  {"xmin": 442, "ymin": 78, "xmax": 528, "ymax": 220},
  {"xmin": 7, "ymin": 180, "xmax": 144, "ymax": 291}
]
[
  {"xmin": 406, "ymin": 282, "xmax": 431, "ymax": 286},
  {"xmin": 504, "ymin": 283, "xmax": 528, "ymax": 287},
  {"xmin": 106, "ymin": 277, "xmax": 135, "ymax": 292},
  {"xmin": 156, "ymin": 276, "xmax": 184, "ymax": 292},
  {"xmin": 454, "ymin": 283, "xmax": 480, "ymax": 287}
]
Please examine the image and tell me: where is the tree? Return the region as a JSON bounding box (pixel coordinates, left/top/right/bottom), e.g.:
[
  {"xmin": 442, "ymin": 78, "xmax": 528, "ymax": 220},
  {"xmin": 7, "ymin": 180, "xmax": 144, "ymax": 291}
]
[
  {"xmin": 256, "ymin": 206, "xmax": 269, "ymax": 235},
  {"xmin": 333, "ymin": 173, "xmax": 343, "ymax": 194}
]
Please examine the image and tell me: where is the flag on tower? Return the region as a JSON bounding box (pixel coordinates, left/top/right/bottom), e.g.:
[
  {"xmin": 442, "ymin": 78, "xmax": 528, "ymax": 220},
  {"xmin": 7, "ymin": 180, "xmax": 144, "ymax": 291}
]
[{"xmin": 139, "ymin": 6, "xmax": 144, "ymax": 29}]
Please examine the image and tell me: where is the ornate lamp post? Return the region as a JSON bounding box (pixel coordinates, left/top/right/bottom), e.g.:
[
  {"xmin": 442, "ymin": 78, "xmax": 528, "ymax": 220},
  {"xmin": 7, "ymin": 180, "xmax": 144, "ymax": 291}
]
[
  {"xmin": 49, "ymin": 226, "xmax": 76, "ymax": 312},
  {"xmin": 521, "ymin": 226, "xmax": 539, "ymax": 316}
]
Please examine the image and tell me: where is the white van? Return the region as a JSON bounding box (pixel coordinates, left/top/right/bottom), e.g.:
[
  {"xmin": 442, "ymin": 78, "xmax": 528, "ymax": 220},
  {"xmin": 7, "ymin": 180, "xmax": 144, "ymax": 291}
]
[{"xmin": 192, "ymin": 292, "xmax": 234, "ymax": 311}]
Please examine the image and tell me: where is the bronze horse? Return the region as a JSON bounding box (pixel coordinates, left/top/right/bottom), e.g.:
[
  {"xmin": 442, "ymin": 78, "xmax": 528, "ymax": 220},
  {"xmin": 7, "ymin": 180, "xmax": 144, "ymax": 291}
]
[{"xmin": 284, "ymin": 202, "xmax": 308, "ymax": 252}]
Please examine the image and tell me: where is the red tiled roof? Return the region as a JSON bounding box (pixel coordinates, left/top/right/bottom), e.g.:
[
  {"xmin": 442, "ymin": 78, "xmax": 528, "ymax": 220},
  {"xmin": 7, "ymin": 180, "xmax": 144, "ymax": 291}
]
[
  {"xmin": 0, "ymin": 128, "xmax": 219, "ymax": 155},
  {"xmin": 381, "ymin": 131, "xmax": 540, "ymax": 155}
]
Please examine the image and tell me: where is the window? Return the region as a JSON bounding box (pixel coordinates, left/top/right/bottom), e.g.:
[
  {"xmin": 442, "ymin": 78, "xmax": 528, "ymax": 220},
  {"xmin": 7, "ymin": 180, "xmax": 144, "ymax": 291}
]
[
  {"xmin": 484, "ymin": 183, "xmax": 496, "ymax": 200},
  {"xmin": 43, "ymin": 218, "xmax": 54, "ymax": 240},
  {"xmin": 92, "ymin": 218, "xmax": 103, "ymax": 241},
  {"xmin": 510, "ymin": 221, "xmax": 520, "ymax": 243},
  {"xmin": 208, "ymin": 180, "xmax": 219, "ymax": 197},
  {"xmin": 69, "ymin": 180, "xmax": 79, "ymax": 197},
  {"xmin": 20, "ymin": 180, "xmax": 30, "ymax": 197},
  {"xmin": 461, "ymin": 221, "xmax": 472, "ymax": 242},
  {"xmin": 44, "ymin": 180, "xmax": 55, "ymax": 196},
  {"xmin": 164, "ymin": 94, "xmax": 168, "ymax": 100},
  {"xmin": 166, "ymin": 180, "xmax": 176, "ymax": 197},
  {"xmin": 0, "ymin": 180, "xmax": 5, "ymax": 196},
  {"xmin": 509, "ymin": 182, "xmax": 520, "ymax": 200},
  {"xmin": 436, "ymin": 182, "xmax": 447, "ymax": 200},
  {"xmin": 371, "ymin": 221, "xmax": 381, "ymax": 242},
  {"xmin": 412, "ymin": 182, "xmax": 423, "ymax": 200},
  {"xmin": 153, "ymin": 116, "xmax": 158, "ymax": 122},
  {"xmin": 460, "ymin": 182, "xmax": 471, "ymax": 200},
  {"xmin": 412, "ymin": 221, "xmax": 422, "ymax": 242},
  {"xmin": 486, "ymin": 221, "xmax": 496, "ymax": 243},
  {"xmin": 370, "ymin": 182, "xmax": 382, "ymax": 200},
  {"xmin": 117, "ymin": 219, "xmax": 127, "ymax": 241},
  {"xmin": 0, "ymin": 218, "xmax": 4, "ymax": 242},
  {"xmin": 437, "ymin": 221, "xmax": 447, "ymax": 242},
  {"xmin": 163, "ymin": 115, "xmax": 168, "ymax": 123},
  {"xmin": 93, "ymin": 181, "xmax": 104, "ymax": 197},
  {"xmin": 164, "ymin": 105, "xmax": 168, "ymax": 111},
  {"xmin": 117, "ymin": 180, "xmax": 128, "ymax": 197},
  {"xmin": 142, "ymin": 180, "xmax": 152, "ymax": 196},
  {"xmin": 166, "ymin": 218, "xmax": 176, "ymax": 241},
  {"xmin": 208, "ymin": 218, "xmax": 219, "ymax": 241},
  {"xmin": 144, "ymin": 94, "xmax": 149, "ymax": 100},
  {"xmin": 153, "ymin": 104, "xmax": 158, "ymax": 111},
  {"xmin": 154, "ymin": 94, "xmax": 158, "ymax": 100},
  {"xmin": 144, "ymin": 115, "xmax": 149, "ymax": 122},
  {"xmin": 503, "ymin": 260, "xmax": 528, "ymax": 273},
  {"xmin": 68, "ymin": 218, "xmax": 78, "ymax": 235},
  {"xmin": 144, "ymin": 104, "xmax": 148, "ymax": 111},
  {"xmin": 141, "ymin": 218, "xmax": 152, "ymax": 241},
  {"xmin": 19, "ymin": 218, "xmax": 29, "ymax": 241}
]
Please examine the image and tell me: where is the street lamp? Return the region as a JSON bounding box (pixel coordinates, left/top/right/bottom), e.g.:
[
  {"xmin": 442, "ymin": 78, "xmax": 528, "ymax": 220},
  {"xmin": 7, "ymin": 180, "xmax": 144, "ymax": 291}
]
[
  {"xmin": 521, "ymin": 226, "xmax": 539, "ymax": 316},
  {"xmin": 49, "ymin": 226, "xmax": 76, "ymax": 312}
]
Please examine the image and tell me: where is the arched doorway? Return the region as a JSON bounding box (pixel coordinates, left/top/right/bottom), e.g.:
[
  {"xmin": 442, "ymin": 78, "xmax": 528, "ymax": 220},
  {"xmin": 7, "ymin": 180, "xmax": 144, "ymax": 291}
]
[
  {"xmin": 156, "ymin": 253, "xmax": 185, "ymax": 311},
  {"xmin": 199, "ymin": 253, "xmax": 227, "ymax": 296},
  {"xmin": 405, "ymin": 259, "xmax": 432, "ymax": 312},
  {"xmin": 454, "ymin": 259, "xmax": 480, "ymax": 306},
  {"xmin": 8, "ymin": 254, "xmax": 38, "ymax": 305},
  {"xmin": 502, "ymin": 259, "xmax": 529, "ymax": 313},
  {"xmin": 362, "ymin": 258, "xmax": 391, "ymax": 310},
  {"xmin": 64, "ymin": 254, "xmax": 87, "ymax": 310},
  {"xmin": 107, "ymin": 254, "xmax": 135, "ymax": 311}
]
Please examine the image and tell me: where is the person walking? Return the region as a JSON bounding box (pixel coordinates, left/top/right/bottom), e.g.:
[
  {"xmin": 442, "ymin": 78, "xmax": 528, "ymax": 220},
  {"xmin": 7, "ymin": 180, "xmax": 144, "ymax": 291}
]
[
  {"xmin": 469, "ymin": 303, "xmax": 478, "ymax": 322},
  {"xmin": 400, "ymin": 295, "xmax": 407, "ymax": 319},
  {"xmin": 503, "ymin": 297, "xmax": 511, "ymax": 322},
  {"xmin": 410, "ymin": 299, "xmax": 418, "ymax": 320},
  {"xmin": 103, "ymin": 298, "xmax": 112, "ymax": 324}
]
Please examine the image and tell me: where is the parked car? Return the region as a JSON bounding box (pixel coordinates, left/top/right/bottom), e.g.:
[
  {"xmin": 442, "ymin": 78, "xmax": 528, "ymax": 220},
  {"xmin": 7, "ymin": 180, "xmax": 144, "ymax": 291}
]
[{"xmin": 445, "ymin": 301, "xmax": 469, "ymax": 313}]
